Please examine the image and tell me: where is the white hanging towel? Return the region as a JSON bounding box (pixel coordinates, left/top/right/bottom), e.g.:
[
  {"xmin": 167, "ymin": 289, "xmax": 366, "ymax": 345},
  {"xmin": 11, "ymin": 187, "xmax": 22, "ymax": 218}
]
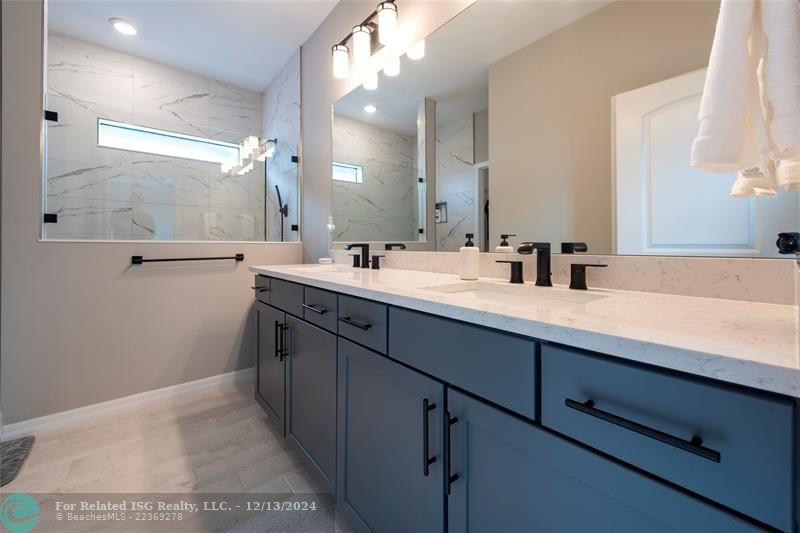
[{"xmin": 691, "ymin": 0, "xmax": 800, "ymax": 196}]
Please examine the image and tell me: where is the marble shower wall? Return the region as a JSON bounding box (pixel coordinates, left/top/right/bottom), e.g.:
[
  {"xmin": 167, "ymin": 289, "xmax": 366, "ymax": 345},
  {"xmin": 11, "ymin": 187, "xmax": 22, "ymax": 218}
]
[
  {"xmin": 436, "ymin": 114, "xmax": 475, "ymax": 251},
  {"xmin": 332, "ymin": 116, "xmax": 419, "ymax": 242},
  {"xmin": 262, "ymin": 50, "xmax": 301, "ymax": 243},
  {"xmin": 45, "ymin": 33, "xmax": 266, "ymax": 241}
]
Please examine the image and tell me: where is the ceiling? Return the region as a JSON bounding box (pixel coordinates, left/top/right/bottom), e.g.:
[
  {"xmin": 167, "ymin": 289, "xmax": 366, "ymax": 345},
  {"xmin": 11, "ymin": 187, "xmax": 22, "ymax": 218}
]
[
  {"xmin": 47, "ymin": 0, "xmax": 338, "ymax": 92},
  {"xmin": 335, "ymin": 0, "xmax": 612, "ymax": 135}
]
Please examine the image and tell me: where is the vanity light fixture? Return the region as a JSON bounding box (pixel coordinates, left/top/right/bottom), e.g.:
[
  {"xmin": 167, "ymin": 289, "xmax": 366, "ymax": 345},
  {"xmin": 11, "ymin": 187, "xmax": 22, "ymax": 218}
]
[
  {"xmin": 384, "ymin": 55, "xmax": 400, "ymax": 77},
  {"xmin": 110, "ymin": 17, "xmax": 137, "ymax": 36},
  {"xmin": 332, "ymin": 44, "xmax": 350, "ymax": 79},
  {"xmin": 331, "ymin": 1, "xmax": 405, "ymax": 82},
  {"xmin": 376, "ymin": 1, "xmax": 398, "ymax": 46},
  {"xmin": 352, "ymin": 25, "xmax": 372, "ymax": 75},
  {"xmin": 407, "ymin": 39, "xmax": 425, "ymax": 60},
  {"xmin": 364, "ymin": 104, "xmax": 377, "ymax": 113},
  {"xmin": 363, "ymin": 71, "xmax": 378, "ymax": 91}
]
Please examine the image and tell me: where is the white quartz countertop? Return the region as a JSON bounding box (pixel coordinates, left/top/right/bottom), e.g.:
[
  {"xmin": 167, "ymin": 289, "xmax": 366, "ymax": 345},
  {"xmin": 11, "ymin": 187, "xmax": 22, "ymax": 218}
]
[{"xmin": 251, "ymin": 264, "xmax": 800, "ymax": 398}]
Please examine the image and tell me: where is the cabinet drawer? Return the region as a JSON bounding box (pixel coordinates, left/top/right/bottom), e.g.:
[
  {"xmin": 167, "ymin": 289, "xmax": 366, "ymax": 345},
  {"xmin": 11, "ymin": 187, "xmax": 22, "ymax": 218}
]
[
  {"xmin": 303, "ymin": 287, "xmax": 338, "ymax": 333},
  {"xmin": 253, "ymin": 275, "xmax": 270, "ymax": 305},
  {"xmin": 269, "ymin": 277, "xmax": 304, "ymax": 317},
  {"xmin": 448, "ymin": 389, "xmax": 762, "ymax": 533},
  {"xmin": 541, "ymin": 344, "xmax": 795, "ymax": 531},
  {"xmin": 390, "ymin": 308, "xmax": 537, "ymax": 419},
  {"xmin": 337, "ymin": 295, "xmax": 387, "ymax": 354}
]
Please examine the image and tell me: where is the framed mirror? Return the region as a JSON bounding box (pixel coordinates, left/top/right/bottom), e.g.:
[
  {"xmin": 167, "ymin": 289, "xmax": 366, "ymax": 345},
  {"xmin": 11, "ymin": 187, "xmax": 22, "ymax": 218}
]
[{"xmin": 332, "ymin": 0, "xmax": 800, "ymax": 257}]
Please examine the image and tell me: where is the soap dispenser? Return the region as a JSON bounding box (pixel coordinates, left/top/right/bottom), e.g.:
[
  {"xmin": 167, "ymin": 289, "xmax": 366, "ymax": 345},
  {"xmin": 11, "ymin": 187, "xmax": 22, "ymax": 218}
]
[
  {"xmin": 460, "ymin": 233, "xmax": 480, "ymax": 280},
  {"xmin": 495, "ymin": 234, "xmax": 516, "ymax": 253}
]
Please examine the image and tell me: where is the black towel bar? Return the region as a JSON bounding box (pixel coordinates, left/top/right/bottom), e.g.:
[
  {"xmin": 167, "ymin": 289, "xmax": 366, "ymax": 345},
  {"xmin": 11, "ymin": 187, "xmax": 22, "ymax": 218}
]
[{"xmin": 131, "ymin": 254, "xmax": 244, "ymax": 265}]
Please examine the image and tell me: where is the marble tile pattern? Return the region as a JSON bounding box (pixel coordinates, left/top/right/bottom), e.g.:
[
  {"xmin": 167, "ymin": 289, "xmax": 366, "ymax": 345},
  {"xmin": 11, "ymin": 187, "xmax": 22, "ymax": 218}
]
[
  {"xmin": 45, "ymin": 33, "xmax": 265, "ymax": 241},
  {"xmin": 332, "ymin": 116, "xmax": 419, "ymax": 242},
  {"xmin": 330, "ymin": 249, "xmax": 798, "ymax": 305},
  {"xmin": 252, "ymin": 263, "xmax": 800, "ymax": 398},
  {"xmin": 436, "ymin": 114, "xmax": 475, "ymax": 251},
  {"xmin": 262, "ymin": 51, "xmax": 301, "ymax": 243}
]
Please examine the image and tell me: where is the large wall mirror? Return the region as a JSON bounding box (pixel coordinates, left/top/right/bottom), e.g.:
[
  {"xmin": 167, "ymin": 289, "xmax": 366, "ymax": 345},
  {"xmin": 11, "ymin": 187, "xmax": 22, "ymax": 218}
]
[
  {"xmin": 43, "ymin": 2, "xmax": 302, "ymax": 242},
  {"xmin": 332, "ymin": 0, "xmax": 799, "ymax": 257}
]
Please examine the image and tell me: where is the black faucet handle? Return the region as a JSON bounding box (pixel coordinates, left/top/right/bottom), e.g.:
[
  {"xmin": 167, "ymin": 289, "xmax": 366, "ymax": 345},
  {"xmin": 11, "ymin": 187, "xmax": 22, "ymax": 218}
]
[
  {"xmin": 561, "ymin": 242, "xmax": 588, "ymax": 254},
  {"xmin": 371, "ymin": 254, "xmax": 385, "ymax": 270},
  {"xmin": 496, "ymin": 260, "xmax": 524, "ymax": 284},
  {"xmin": 776, "ymin": 232, "xmax": 800, "ymax": 254},
  {"xmin": 385, "ymin": 243, "xmax": 407, "ymax": 250},
  {"xmin": 569, "ymin": 263, "xmax": 608, "ymax": 290},
  {"xmin": 348, "ymin": 254, "xmax": 361, "ymax": 268}
]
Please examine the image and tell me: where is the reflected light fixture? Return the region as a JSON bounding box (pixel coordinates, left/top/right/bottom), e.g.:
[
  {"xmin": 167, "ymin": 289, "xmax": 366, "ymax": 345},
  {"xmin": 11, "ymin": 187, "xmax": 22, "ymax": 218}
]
[
  {"xmin": 384, "ymin": 55, "xmax": 400, "ymax": 77},
  {"xmin": 376, "ymin": 2, "xmax": 398, "ymax": 46},
  {"xmin": 364, "ymin": 105, "xmax": 377, "ymax": 113},
  {"xmin": 407, "ymin": 39, "xmax": 425, "ymax": 60},
  {"xmin": 363, "ymin": 71, "xmax": 378, "ymax": 90},
  {"xmin": 110, "ymin": 17, "xmax": 137, "ymax": 36},
  {"xmin": 332, "ymin": 44, "xmax": 349, "ymax": 79},
  {"xmin": 352, "ymin": 25, "xmax": 372, "ymax": 74}
]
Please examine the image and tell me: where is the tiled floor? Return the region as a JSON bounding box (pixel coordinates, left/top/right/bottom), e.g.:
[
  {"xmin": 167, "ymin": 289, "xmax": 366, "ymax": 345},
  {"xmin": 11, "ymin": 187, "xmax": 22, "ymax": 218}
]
[{"xmin": 2, "ymin": 381, "xmax": 349, "ymax": 532}]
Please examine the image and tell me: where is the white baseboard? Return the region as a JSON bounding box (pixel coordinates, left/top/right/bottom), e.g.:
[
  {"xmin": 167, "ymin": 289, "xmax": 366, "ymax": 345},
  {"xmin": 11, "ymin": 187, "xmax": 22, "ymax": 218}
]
[{"xmin": 0, "ymin": 368, "xmax": 255, "ymax": 442}]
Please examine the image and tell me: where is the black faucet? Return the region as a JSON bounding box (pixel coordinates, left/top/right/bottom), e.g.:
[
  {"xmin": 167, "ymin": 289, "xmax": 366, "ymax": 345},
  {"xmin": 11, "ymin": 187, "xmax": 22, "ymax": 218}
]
[
  {"xmin": 569, "ymin": 263, "xmax": 607, "ymax": 290},
  {"xmin": 344, "ymin": 243, "xmax": 370, "ymax": 268},
  {"xmin": 518, "ymin": 242, "xmax": 552, "ymax": 286},
  {"xmin": 561, "ymin": 242, "xmax": 588, "ymax": 254},
  {"xmin": 385, "ymin": 243, "xmax": 407, "ymax": 251}
]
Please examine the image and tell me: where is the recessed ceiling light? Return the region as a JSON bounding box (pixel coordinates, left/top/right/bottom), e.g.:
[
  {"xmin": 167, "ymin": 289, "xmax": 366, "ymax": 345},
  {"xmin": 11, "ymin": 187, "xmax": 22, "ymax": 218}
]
[
  {"xmin": 364, "ymin": 105, "xmax": 377, "ymax": 113},
  {"xmin": 110, "ymin": 18, "xmax": 137, "ymax": 36}
]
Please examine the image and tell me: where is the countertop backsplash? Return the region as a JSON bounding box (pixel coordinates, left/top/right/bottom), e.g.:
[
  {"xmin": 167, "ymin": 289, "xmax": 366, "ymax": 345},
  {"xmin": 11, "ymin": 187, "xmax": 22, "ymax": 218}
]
[{"xmin": 331, "ymin": 249, "xmax": 797, "ymax": 306}]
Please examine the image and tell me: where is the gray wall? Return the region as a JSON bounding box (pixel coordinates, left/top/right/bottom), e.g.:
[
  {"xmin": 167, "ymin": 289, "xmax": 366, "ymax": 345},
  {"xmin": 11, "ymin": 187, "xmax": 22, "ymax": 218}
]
[
  {"xmin": 1, "ymin": 1, "xmax": 302, "ymax": 424},
  {"xmin": 300, "ymin": 0, "xmax": 475, "ymax": 261},
  {"xmin": 490, "ymin": 1, "xmax": 718, "ymax": 254}
]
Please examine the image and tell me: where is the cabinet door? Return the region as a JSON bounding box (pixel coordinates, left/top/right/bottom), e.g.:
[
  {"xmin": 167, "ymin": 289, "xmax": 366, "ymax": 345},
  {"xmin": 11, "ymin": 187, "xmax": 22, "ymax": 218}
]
[
  {"xmin": 447, "ymin": 389, "xmax": 761, "ymax": 533},
  {"xmin": 337, "ymin": 339, "xmax": 444, "ymax": 533},
  {"xmin": 286, "ymin": 316, "xmax": 337, "ymax": 494},
  {"xmin": 256, "ymin": 301, "xmax": 286, "ymax": 433}
]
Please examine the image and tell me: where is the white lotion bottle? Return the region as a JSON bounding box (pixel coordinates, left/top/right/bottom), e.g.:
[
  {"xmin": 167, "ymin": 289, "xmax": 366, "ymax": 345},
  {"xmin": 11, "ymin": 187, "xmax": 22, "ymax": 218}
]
[{"xmin": 460, "ymin": 233, "xmax": 480, "ymax": 280}]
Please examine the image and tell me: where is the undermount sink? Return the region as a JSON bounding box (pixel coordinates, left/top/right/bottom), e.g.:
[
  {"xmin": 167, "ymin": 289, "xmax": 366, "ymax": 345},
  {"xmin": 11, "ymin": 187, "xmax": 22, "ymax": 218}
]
[{"xmin": 419, "ymin": 281, "xmax": 608, "ymax": 310}]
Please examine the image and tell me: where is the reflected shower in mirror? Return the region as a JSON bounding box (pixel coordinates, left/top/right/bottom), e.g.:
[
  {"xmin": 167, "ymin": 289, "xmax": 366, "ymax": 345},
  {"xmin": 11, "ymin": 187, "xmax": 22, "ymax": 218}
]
[{"xmin": 332, "ymin": 0, "xmax": 800, "ymax": 257}]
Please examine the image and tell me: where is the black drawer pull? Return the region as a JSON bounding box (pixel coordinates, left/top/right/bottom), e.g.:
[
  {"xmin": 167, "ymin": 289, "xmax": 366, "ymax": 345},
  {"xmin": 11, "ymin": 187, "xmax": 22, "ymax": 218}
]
[
  {"xmin": 445, "ymin": 412, "xmax": 459, "ymax": 494},
  {"xmin": 302, "ymin": 303, "xmax": 328, "ymax": 315},
  {"xmin": 251, "ymin": 286, "xmax": 269, "ymax": 293},
  {"xmin": 273, "ymin": 320, "xmax": 281, "ymax": 359},
  {"xmin": 564, "ymin": 398, "xmax": 721, "ymax": 463},
  {"xmin": 278, "ymin": 324, "xmax": 289, "ymax": 361},
  {"xmin": 339, "ymin": 316, "xmax": 372, "ymax": 330},
  {"xmin": 422, "ymin": 399, "xmax": 437, "ymax": 476}
]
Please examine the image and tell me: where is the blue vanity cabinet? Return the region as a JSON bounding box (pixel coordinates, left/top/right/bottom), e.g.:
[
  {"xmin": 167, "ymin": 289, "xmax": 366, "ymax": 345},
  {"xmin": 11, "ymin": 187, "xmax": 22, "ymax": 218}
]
[
  {"xmin": 447, "ymin": 389, "xmax": 762, "ymax": 533},
  {"xmin": 337, "ymin": 338, "xmax": 445, "ymax": 533},
  {"xmin": 285, "ymin": 315, "xmax": 337, "ymax": 494},
  {"xmin": 255, "ymin": 301, "xmax": 287, "ymax": 434}
]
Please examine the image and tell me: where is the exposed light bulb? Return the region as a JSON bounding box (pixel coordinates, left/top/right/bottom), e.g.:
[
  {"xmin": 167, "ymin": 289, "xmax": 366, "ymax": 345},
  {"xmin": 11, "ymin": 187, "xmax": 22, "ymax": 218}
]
[
  {"xmin": 407, "ymin": 40, "xmax": 425, "ymax": 60},
  {"xmin": 362, "ymin": 71, "xmax": 378, "ymax": 91},
  {"xmin": 332, "ymin": 44, "xmax": 349, "ymax": 79},
  {"xmin": 383, "ymin": 55, "xmax": 400, "ymax": 77},
  {"xmin": 109, "ymin": 17, "xmax": 137, "ymax": 36},
  {"xmin": 352, "ymin": 25, "xmax": 372, "ymax": 75},
  {"xmin": 376, "ymin": 2, "xmax": 397, "ymax": 46},
  {"xmin": 364, "ymin": 104, "xmax": 377, "ymax": 113}
]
